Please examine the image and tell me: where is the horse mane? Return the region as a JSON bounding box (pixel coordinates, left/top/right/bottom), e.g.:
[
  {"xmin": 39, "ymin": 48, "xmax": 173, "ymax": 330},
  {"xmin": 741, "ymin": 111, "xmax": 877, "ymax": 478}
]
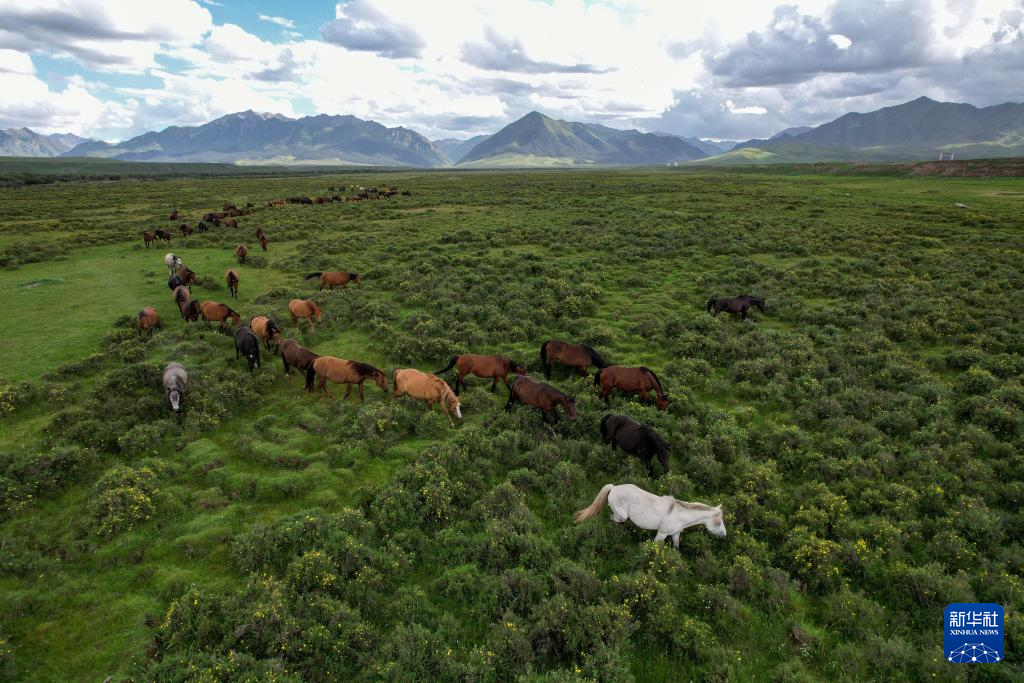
[
  {"xmin": 583, "ymin": 344, "xmax": 607, "ymax": 368},
  {"xmin": 351, "ymin": 361, "xmax": 380, "ymax": 377},
  {"xmin": 640, "ymin": 366, "xmax": 665, "ymax": 396},
  {"xmin": 225, "ymin": 305, "xmax": 239, "ymax": 318},
  {"xmin": 644, "ymin": 426, "xmax": 669, "ymax": 453},
  {"xmin": 349, "ymin": 272, "xmax": 358, "ymax": 279},
  {"xmin": 674, "ymin": 500, "xmax": 717, "ymax": 511}
]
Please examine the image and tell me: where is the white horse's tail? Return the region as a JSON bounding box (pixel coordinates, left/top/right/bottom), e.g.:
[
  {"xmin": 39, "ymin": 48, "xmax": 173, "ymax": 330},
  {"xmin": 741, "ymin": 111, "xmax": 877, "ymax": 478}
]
[{"xmin": 575, "ymin": 484, "xmax": 614, "ymax": 523}]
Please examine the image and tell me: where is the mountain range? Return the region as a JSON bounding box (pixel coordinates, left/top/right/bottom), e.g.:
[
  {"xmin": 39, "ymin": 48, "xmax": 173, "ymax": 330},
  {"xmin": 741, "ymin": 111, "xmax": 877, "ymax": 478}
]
[{"xmin": 3, "ymin": 96, "xmax": 1021, "ymax": 167}]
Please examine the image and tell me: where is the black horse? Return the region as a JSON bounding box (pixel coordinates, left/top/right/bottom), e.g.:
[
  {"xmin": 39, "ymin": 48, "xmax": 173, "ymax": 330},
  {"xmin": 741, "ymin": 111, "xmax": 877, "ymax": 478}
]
[
  {"xmin": 234, "ymin": 326, "xmax": 260, "ymax": 372},
  {"xmin": 600, "ymin": 414, "xmax": 670, "ymax": 476},
  {"xmin": 707, "ymin": 295, "xmax": 765, "ymax": 320}
]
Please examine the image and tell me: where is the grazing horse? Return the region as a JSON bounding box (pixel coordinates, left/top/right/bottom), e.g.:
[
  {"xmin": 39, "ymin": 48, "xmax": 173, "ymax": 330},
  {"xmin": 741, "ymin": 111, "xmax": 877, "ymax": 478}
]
[
  {"xmin": 225, "ymin": 268, "xmax": 239, "ymax": 299},
  {"xmin": 288, "ymin": 299, "xmax": 322, "ymax": 331},
  {"xmin": 143, "ymin": 231, "xmax": 156, "ymax": 248},
  {"xmin": 249, "ymin": 315, "xmax": 282, "ymax": 352},
  {"xmin": 304, "ymin": 271, "xmax": 359, "ymax": 291},
  {"xmin": 169, "ymin": 210, "xmax": 179, "ymax": 222},
  {"xmin": 172, "ymin": 285, "xmax": 190, "ymax": 316},
  {"xmin": 235, "ymin": 244, "xmax": 248, "ymax": 265},
  {"xmin": 707, "ymin": 295, "xmax": 765, "ymax": 321},
  {"xmin": 280, "ymin": 339, "xmax": 319, "ymax": 390},
  {"xmin": 163, "ymin": 362, "xmax": 187, "ymax": 412},
  {"xmin": 600, "ymin": 414, "xmax": 670, "ymax": 476},
  {"xmin": 199, "ymin": 301, "xmax": 240, "ymax": 330},
  {"xmin": 540, "ymin": 340, "xmax": 607, "ymax": 379},
  {"xmin": 255, "ymin": 227, "xmax": 266, "ymax": 240},
  {"xmin": 506, "ymin": 376, "xmax": 576, "ymax": 422},
  {"xmin": 179, "ymin": 224, "xmax": 193, "ymax": 238},
  {"xmin": 137, "ymin": 307, "xmax": 161, "ymax": 337},
  {"xmin": 224, "ymin": 218, "xmax": 239, "ymax": 229},
  {"xmin": 392, "ymin": 368, "xmax": 462, "ymax": 426},
  {"xmin": 258, "ymin": 234, "xmax": 268, "ymax": 252},
  {"xmin": 435, "ymin": 354, "xmax": 526, "ymax": 395},
  {"xmin": 574, "ymin": 484, "xmax": 726, "ymax": 549},
  {"xmin": 307, "ymin": 356, "xmax": 388, "ymax": 401},
  {"xmin": 155, "ymin": 229, "xmax": 172, "ymax": 243},
  {"xmin": 594, "ymin": 366, "xmax": 668, "ymax": 410},
  {"xmin": 168, "ymin": 266, "xmax": 196, "ymax": 294},
  {"xmin": 234, "ymin": 327, "xmax": 260, "ymax": 372},
  {"xmin": 196, "ymin": 221, "xmax": 208, "ymax": 233},
  {"xmin": 164, "ymin": 253, "xmax": 183, "ymax": 276}
]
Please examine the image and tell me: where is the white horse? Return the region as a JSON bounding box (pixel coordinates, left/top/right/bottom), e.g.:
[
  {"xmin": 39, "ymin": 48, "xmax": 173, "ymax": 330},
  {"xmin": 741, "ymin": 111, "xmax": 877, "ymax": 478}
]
[
  {"xmin": 163, "ymin": 362, "xmax": 188, "ymax": 412},
  {"xmin": 165, "ymin": 252, "xmax": 183, "ymax": 276},
  {"xmin": 574, "ymin": 484, "xmax": 726, "ymax": 548}
]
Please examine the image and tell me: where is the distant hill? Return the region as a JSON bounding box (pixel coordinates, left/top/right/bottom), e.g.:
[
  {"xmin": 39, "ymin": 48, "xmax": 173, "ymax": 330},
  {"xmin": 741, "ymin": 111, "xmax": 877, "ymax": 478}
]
[
  {"xmin": 0, "ymin": 128, "xmax": 89, "ymax": 157},
  {"xmin": 64, "ymin": 111, "xmax": 449, "ymax": 166},
  {"xmin": 770, "ymin": 126, "xmax": 812, "ymax": 140},
  {"xmin": 432, "ymin": 135, "xmax": 491, "ymax": 163},
  {"xmin": 458, "ymin": 111, "xmax": 707, "ymax": 166}
]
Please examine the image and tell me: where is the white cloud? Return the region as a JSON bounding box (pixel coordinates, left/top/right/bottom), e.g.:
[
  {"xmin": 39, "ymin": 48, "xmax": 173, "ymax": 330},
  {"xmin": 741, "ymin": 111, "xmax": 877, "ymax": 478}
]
[
  {"xmin": 258, "ymin": 14, "xmax": 296, "ymax": 29},
  {"xmin": 0, "ymin": 72, "xmax": 132, "ymax": 135},
  {"xmin": 0, "ymin": 48, "xmax": 34, "ymax": 74}
]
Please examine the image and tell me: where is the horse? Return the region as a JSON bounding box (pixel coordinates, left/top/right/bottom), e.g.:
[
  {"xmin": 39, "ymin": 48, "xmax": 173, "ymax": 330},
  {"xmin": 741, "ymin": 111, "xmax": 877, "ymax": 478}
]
[
  {"xmin": 235, "ymin": 244, "xmax": 248, "ymax": 265},
  {"xmin": 434, "ymin": 354, "xmax": 526, "ymax": 395},
  {"xmin": 155, "ymin": 229, "xmax": 172, "ymax": 243},
  {"xmin": 258, "ymin": 234, "xmax": 268, "ymax": 252},
  {"xmin": 249, "ymin": 315, "xmax": 282, "ymax": 352},
  {"xmin": 169, "ymin": 210, "xmax": 179, "ymax": 222},
  {"xmin": 196, "ymin": 221, "xmax": 208, "ymax": 233},
  {"xmin": 304, "ymin": 271, "xmax": 359, "ymax": 291},
  {"xmin": 223, "ymin": 203, "xmax": 237, "ymax": 212},
  {"xmin": 280, "ymin": 339, "xmax": 319, "ymax": 390},
  {"xmin": 255, "ymin": 227, "xmax": 266, "ymax": 240},
  {"xmin": 393, "ymin": 368, "xmax": 461, "ymax": 427},
  {"xmin": 600, "ymin": 414, "xmax": 670, "ymax": 476},
  {"xmin": 234, "ymin": 326, "xmax": 260, "ymax": 372},
  {"xmin": 594, "ymin": 366, "xmax": 668, "ymax": 410},
  {"xmin": 168, "ymin": 266, "xmax": 196, "ymax": 294},
  {"xmin": 225, "ymin": 268, "xmax": 239, "ymax": 299},
  {"xmin": 137, "ymin": 307, "xmax": 161, "ymax": 337},
  {"xmin": 540, "ymin": 340, "xmax": 607, "ymax": 379},
  {"xmin": 505, "ymin": 376, "xmax": 576, "ymax": 422},
  {"xmin": 163, "ymin": 362, "xmax": 187, "ymax": 412},
  {"xmin": 307, "ymin": 356, "xmax": 388, "ymax": 401},
  {"xmin": 172, "ymin": 285, "xmax": 190, "ymax": 315},
  {"xmin": 574, "ymin": 484, "xmax": 726, "ymax": 548},
  {"xmin": 180, "ymin": 299, "xmax": 199, "ymax": 322},
  {"xmin": 164, "ymin": 253, "xmax": 183, "ymax": 276},
  {"xmin": 199, "ymin": 301, "xmax": 241, "ymax": 330},
  {"xmin": 180, "ymin": 224, "xmax": 193, "ymax": 238},
  {"xmin": 707, "ymin": 295, "xmax": 766, "ymax": 321},
  {"xmin": 143, "ymin": 231, "xmax": 156, "ymax": 248},
  {"xmin": 224, "ymin": 218, "xmax": 239, "ymax": 228},
  {"xmin": 288, "ymin": 299, "xmax": 322, "ymax": 331}
]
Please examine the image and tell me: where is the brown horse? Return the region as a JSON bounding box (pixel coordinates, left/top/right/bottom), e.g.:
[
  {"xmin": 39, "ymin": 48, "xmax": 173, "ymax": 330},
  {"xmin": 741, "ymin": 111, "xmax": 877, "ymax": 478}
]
[
  {"xmin": 225, "ymin": 268, "xmax": 239, "ymax": 299},
  {"xmin": 199, "ymin": 301, "xmax": 241, "ymax": 330},
  {"xmin": 224, "ymin": 218, "xmax": 239, "ymax": 228},
  {"xmin": 308, "ymin": 356, "xmax": 388, "ymax": 401},
  {"xmin": 155, "ymin": 229, "xmax": 172, "ymax": 243},
  {"xmin": 435, "ymin": 354, "xmax": 526, "ymax": 395},
  {"xmin": 707, "ymin": 295, "xmax": 765, "ymax": 320},
  {"xmin": 288, "ymin": 299, "xmax": 322, "ymax": 331},
  {"xmin": 280, "ymin": 339, "xmax": 319, "ymax": 389},
  {"xmin": 180, "ymin": 224, "xmax": 193, "ymax": 237},
  {"xmin": 505, "ymin": 375, "xmax": 576, "ymax": 422},
  {"xmin": 143, "ymin": 231, "xmax": 156, "ymax": 247},
  {"xmin": 250, "ymin": 315, "xmax": 282, "ymax": 351},
  {"xmin": 304, "ymin": 271, "xmax": 359, "ymax": 290},
  {"xmin": 137, "ymin": 307, "xmax": 161, "ymax": 337},
  {"xmin": 255, "ymin": 227, "xmax": 266, "ymax": 240},
  {"xmin": 393, "ymin": 368, "xmax": 461, "ymax": 426},
  {"xmin": 540, "ymin": 340, "xmax": 607, "ymax": 379},
  {"xmin": 172, "ymin": 285, "xmax": 191, "ymax": 317},
  {"xmin": 594, "ymin": 366, "xmax": 668, "ymax": 411},
  {"xmin": 235, "ymin": 244, "xmax": 248, "ymax": 265},
  {"xmin": 258, "ymin": 234, "xmax": 268, "ymax": 252},
  {"xmin": 176, "ymin": 265, "xmax": 197, "ymax": 286}
]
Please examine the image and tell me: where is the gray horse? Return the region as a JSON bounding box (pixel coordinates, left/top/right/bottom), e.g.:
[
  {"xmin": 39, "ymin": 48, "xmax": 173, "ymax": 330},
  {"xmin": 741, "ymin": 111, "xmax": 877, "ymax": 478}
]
[{"xmin": 163, "ymin": 362, "xmax": 188, "ymax": 412}]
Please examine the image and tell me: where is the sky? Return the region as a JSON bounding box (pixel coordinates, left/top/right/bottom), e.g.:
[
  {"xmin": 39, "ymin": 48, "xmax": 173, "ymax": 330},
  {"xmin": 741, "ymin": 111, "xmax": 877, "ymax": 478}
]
[{"xmin": 0, "ymin": 0, "xmax": 1022, "ymax": 143}]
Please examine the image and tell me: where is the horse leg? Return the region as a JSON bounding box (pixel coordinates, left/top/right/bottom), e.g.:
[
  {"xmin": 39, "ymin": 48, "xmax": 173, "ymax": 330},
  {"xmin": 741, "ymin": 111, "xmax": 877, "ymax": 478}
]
[
  {"xmin": 454, "ymin": 372, "xmax": 463, "ymax": 396},
  {"xmin": 343, "ymin": 383, "xmax": 352, "ymax": 400},
  {"xmin": 602, "ymin": 387, "xmax": 611, "ymax": 405},
  {"xmin": 577, "ymin": 365, "xmax": 587, "ymax": 376},
  {"xmin": 611, "ymin": 509, "xmax": 627, "ymax": 523},
  {"xmin": 653, "ymin": 531, "xmax": 668, "ymax": 545},
  {"xmin": 672, "ymin": 533, "xmax": 681, "ymax": 550},
  {"xmin": 640, "ymin": 389, "xmax": 650, "ymax": 403},
  {"xmin": 504, "ymin": 391, "xmax": 517, "ymax": 412},
  {"xmin": 490, "ymin": 377, "xmax": 499, "ymax": 393},
  {"xmin": 358, "ymin": 381, "xmax": 365, "ymax": 402}
]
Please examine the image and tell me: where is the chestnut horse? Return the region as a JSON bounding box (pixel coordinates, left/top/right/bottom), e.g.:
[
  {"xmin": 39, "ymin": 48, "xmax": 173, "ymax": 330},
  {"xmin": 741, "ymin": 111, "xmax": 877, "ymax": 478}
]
[
  {"xmin": 435, "ymin": 354, "xmax": 526, "ymax": 395},
  {"xmin": 258, "ymin": 234, "xmax": 268, "ymax": 252},
  {"xmin": 137, "ymin": 307, "xmax": 161, "ymax": 337},
  {"xmin": 506, "ymin": 376, "xmax": 577, "ymax": 422},
  {"xmin": 224, "ymin": 218, "xmax": 238, "ymax": 228},
  {"xmin": 707, "ymin": 295, "xmax": 765, "ymax": 320},
  {"xmin": 308, "ymin": 356, "xmax": 388, "ymax": 401},
  {"xmin": 199, "ymin": 301, "xmax": 240, "ymax": 330},
  {"xmin": 540, "ymin": 340, "xmax": 607, "ymax": 379},
  {"xmin": 143, "ymin": 231, "xmax": 156, "ymax": 248},
  {"xmin": 180, "ymin": 224, "xmax": 193, "ymax": 237},
  {"xmin": 288, "ymin": 299, "xmax": 322, "ymax": 331},
  {"xmin": 235, "ymin": 244, "xmax": 248, "ymax": 265},
  {"xmin": 594, "ymin": 366, "xmax": 668, "ymax": 410},
  {"xmin": 280, "ymin": 339, "xmax": 319, "ymax": 390},
  {"xmin": 304, "ymin": 271, "xmax": 359, "ymax": 290},
  {"xmin": 249, "ymin": 315, "xmax": 282, "ymax": 351},
  {"xmin": 393, "ymin": 368, "xmax": 461, "ymax": 426},
  {"xmin": 225, "ymin": 268, "xmax": 239, "ymax": 299}
]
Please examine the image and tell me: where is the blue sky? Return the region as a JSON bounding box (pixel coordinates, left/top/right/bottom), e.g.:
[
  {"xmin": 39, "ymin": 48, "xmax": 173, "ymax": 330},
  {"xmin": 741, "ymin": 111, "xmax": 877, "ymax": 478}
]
[{"xmin": 1, "ymin": 0, "xmax": 1021, "ymax": 142}]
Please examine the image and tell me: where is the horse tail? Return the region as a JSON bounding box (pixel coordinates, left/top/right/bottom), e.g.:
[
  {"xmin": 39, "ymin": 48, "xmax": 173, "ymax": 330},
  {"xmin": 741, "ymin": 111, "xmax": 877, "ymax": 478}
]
[
  {"xmin": 643, "ymin": 367, "xmax": 665, "ymax": 396},
  {"xmin": 539, "ymin": 340, "xmax": 549, "ymax": 371},
  {"xmin": 593, "ymin": 368, "xmax": 603, "ymax": 386},
  {"xmin": 304, "ymin": 272, "xmax": 322, "ymax": 280},
  {"xmin": 575, "ymin": 484, "xmax": 614, "ymax": 523},
  {"xmin": 600, "ymin": 414, "xmax": 610, "ymax": 441},
  {"xmin": 305, "ymin": 364, "xmax": 317, "ymax": 391},
  {"xmin": 586, "ymin": 345, "xmax": 607, "ymax": 369},
  {"xmin": 435, "ymin": 356, "xmax": 459, "ymax": 376},
  {"xmin": 706, "ymin": 298, "xmax": 715, "ymax": 312}
]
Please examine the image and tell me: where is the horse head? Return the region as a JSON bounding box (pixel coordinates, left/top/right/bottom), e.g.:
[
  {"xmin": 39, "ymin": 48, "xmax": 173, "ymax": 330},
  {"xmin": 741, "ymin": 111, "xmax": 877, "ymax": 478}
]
[
  {"xmin": 167, "ymin": 389, "xmax": 181, "ymax": 412},
  {"xmin": 310, "ymin": 302, "xmax": 323, "ymax": 321},
  {"xmin": 509, "ymin": 359, "xmax": 527, "ymax": 375},
  {"xmin": 446, "ymin": 391, "xmax": 462, "ymax": 419},
  {"xmin": 704, "ymin": 507, "xmax": 727, "ymax": 538},
  {"xmin": 372, "ymin": 369, "xmax": 389, "ymax": 392},
  {"xmin": 562, "ymin": 396, "xmax": 577, "ymax": 420},
  {"xmin": 655, "ymin": 394, "xmax": 669, "ymax": 411}
]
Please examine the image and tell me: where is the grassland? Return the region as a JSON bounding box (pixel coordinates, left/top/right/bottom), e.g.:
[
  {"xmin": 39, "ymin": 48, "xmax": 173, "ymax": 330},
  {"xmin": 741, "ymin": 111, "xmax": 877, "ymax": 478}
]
[{"xmin": 0, "ymin": 167, "xmax": 1022, "ymax": 681}]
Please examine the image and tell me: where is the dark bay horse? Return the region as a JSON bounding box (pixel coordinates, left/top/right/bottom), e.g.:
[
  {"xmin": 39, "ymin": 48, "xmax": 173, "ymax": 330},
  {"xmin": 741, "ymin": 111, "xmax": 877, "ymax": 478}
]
[
  {"xmin": 594, "ymin": 366, "xmax": 668, "ymax": 410},
  {"xmin": 707, "ymin": 295, "xmax": 765, "ymax": 320},
  {"xmin": 234, "ymin": 326, "xmax": 260, "ymax": 372},
  {"xmin": 540, "ymin": 340, "xmax": 607, "ymax": 379},
  {"xmin": 143, "ymin": 231, "xmax": 156, "ymax": 248},
  {"xmin": 305, "ymin": 271, "xmax": 359, "ymax": 290},
  {"xmin": 600, "ymin": 414, "xmax": 670, "ymax": 476},
  {"xmin": 225, "ymin": 268, "xmax": 239, "ymax": 299},
  {"xmin": 435, "ymin": 354, "xmax": 526, "ymax": 395},
  {"xmin": 280, "ymin": 339, "xmax": 319, "ymax": 390},
  {"xmin": 235, "ymin": 244, "xmax": 248, "ymax": 265},
  {"xmin": 506, "ymin": 376, "xmax": 576, "ymax": 422}
]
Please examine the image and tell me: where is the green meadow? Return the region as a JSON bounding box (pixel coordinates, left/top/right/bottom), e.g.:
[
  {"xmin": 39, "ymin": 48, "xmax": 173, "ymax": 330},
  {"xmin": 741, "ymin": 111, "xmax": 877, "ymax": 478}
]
[{"xmin": 0, "ymin": 167, "xmax": 1022, "ymax": 681}]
